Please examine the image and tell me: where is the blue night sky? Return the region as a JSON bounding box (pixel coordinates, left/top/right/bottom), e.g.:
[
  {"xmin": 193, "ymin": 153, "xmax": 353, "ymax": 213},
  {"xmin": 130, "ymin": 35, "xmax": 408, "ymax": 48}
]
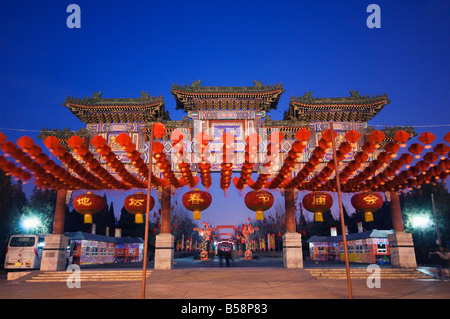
[{"xmin": 1, "ymin": 1, "xmax": 449, "ymax": 227}]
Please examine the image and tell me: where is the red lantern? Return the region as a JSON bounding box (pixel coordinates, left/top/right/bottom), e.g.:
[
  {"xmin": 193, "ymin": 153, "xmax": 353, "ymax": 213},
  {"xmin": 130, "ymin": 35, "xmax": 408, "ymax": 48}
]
[
  {"xmin": 368, "ymin": 130, "xmax": 385, "ymax": 144},
  {"xmin": 295, "ymin": 128, "xmax": 311, "ymax": 144},
  {"xmin": 418, "ymin": 132, "xmax": 435, "ymax": 148},
  {"xmin": 0, "ymin": 132, "xmax": 6, "ymax": 144},
  {"xmin": 393, "ymin": 130, "xmax": 410, "ymax": 146},
  {"xmin": 182, "ymin": 189, "xmax": 212, "ymax": 220},
  {"xmin": 434, "ymin": 143, "xmax": 450, "ymax": 159},
  {"xmin": 351, "ymin": 192, "xmax": 383, "ymax": 222},
  {"xmin": 73, "ymin": 192, "xmax": 106, "ymax": 223},
  {"xmin": 408, "ymin": 143, "xmax": 424, "ymax": 159},
  {"xmin": 17, "ymin": 136, "xmax": 35, "ymax": 150},
  {"xmin": 345, "ymin": 130, "xmax": 361, "ymax": 145},
  {"xmin": 302, "ymin": 192, "xmax": 333, "ymax": 222},
  {"xmin": 244, "ymin": 190, "xmax": 274, "ymax": 220},
  {"xmin": 124, "ymin": 192, "xmax": 155, "ymax": 223},
  {"xmin": 153, "ymin": 122, "xmax": 166, "ymax": 139}
]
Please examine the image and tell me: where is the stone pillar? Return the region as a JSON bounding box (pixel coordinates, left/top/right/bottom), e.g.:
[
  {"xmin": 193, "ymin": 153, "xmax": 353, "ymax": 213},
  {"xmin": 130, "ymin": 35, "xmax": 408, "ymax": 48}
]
[
  {"xmin": 283, "ymin": 188, "xmax": 303, "ymax": 268},
  {"xmin": 388, "ymin": 191, "xmax": 417, "ymax": 268},
  {"xmin": 283, "ymin": 233, "xmax": 303, "ymax": 268},
  {"xmin": 41, "ymin": 189, "xmax": 69, "ymax": 271},
  {"xmin": 40, "ymin": 234, "xmax": 70, "ymax": 271},
  {"xmin": 154, "ymin": 186, "xmax": 174, "ymax": 269}
]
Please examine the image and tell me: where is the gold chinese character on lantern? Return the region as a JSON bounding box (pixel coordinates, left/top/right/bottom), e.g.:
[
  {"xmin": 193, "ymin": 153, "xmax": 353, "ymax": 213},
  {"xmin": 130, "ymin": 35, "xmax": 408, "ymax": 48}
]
[
  {"xmin": 363, "ymin": 194, "xmax": 379, "ymax": 205},
  {"xmin": 258, "ymin": 194, "xmax": 271, "ymax": 204},
  {"xmin": 129, "ymin": 198, "xmax": 145, "ymax": 207},
  {"xmin": 188, "ymin": 193, "xmax": 204, "ymax": 205},
  {"xmin": 77, "ymin": 197, "xmax": 92, "ymax": 207},
  {"xmin": 312, "ymin": 195, "xmax": 327, "ymax": 206}
]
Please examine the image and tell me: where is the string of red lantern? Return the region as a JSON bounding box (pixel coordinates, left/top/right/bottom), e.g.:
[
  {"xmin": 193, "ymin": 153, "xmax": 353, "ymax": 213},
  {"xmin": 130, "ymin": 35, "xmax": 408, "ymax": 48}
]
[
  {"xmin": 248, "ymin": 131, "xmax": 284, "ymax": 190},
  {"xmin": 152, "ymin": 141, "xmax": 185, "ymax": 188},
  {"xmin": 284, "ymin": 128, "xmax": 333, "ymax": 189},
  {"xmin": 90, "ymin": 135, "xmax": 146, "ymax": 189},
  {"xmin": 336, "ymin": 130, "xmax": 385, "ymax": 192},
  {"xmin": 10, "ymin": 144, "xmax": 60, "ymax": 189},
  {"xmin": 195, "ymin": 132, "xmax": 212, "ymax": 189},
  {"xmin": 42, "ymin": 136, "xmax": 107, "ymax": 190},
  {"xmin": 19, "ymin": 137, "xmax": 87, "ymax": 189},
  {"xmin": 267, "ymin": 128, "xmax": 309, "ymax": 189},
  {"xmin": 0, "ymin": 155, "xmax": 32, "ymax": 181},
  {"xmin": 220, "ymin": 132, "xmax": 235, "ymax": 192},
  {"xmin": 113, "ymin": 133, "xmax": 167, "ymax": 188},
  {"xmin": 307, "ymin": 131, "xmax": 356, "ymax": 191},
  {"xmin": 354, "ymin": 131, "xmax": 449, "ymax": 193},
  {"xmin": 61, "ymin": 135, "xmax": 129, "ymax": 190},
  {"xmin": 171, "ymin": 130, "xmax": 198, "ymax": 188},
  {"xmin": 234, "ymin": 133, "xmax": 260, "ymax": 190},
  {"xmin": 1, "ymin": 135, "xmax": 86, "ymax": 190}
]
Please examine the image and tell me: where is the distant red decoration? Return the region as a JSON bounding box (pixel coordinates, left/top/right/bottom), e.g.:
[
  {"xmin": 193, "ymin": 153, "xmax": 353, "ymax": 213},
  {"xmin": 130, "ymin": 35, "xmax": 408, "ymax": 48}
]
[
  {"xmin": 124, "ymin": 192, "xmax": 155, "ymax": 223},
  {"xmin": 351, "ymin": 192, "xmax": 383, "ymax": 222},
  {"xmin": 302, "ymin": 192, "xmax": 333, "ymax": 222},
  {"xmin": 73, "ymin": 192, "xmax": 106, "ymax": 223},
  {"xmin": 182, "ymin": 189, "xmax": 212, "ymax": 220},
  {"xmin": 153, "ymin": 122, "xmax": 166, "ymax": 139},
  {"xmin": 244, "ymin": 190, "xmax": 274, "ymax": 220}
]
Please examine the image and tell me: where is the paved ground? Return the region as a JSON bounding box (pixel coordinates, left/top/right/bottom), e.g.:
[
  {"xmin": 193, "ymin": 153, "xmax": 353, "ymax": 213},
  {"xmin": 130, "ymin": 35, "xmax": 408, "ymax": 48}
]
[{"xmin": 0, "ymin": 256, "xmax": 449, "ymax": 302}]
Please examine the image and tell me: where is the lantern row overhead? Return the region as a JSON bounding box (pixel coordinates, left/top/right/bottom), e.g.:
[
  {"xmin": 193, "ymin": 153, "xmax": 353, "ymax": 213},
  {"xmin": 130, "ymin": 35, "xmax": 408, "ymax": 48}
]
[{"xmin": 0, "ymin": 126, "xmax": 449, "ymax": 223}]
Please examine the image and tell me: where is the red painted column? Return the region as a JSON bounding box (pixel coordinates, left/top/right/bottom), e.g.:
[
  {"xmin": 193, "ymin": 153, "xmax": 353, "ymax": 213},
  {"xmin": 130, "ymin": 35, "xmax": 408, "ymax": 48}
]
[
  {"xmin": 52, "ymin": 189, "xmax": 67, "ymax": 235},
  {"xmin": 285, "ymin": 188, "xmax": 296, "ymax": 233},
  {"xmin": 160, "ymin": 185, "xmax": 171, "ymax": 234},
  {"xmin": 390, "ymin": 191, "xmax": 404, "ymax": 232}
]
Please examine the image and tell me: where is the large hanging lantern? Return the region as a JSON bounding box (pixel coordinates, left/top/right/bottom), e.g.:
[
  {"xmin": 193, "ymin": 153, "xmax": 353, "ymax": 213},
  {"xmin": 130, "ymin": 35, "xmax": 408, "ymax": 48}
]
[
  {"xmin": 182, "ymin": 189, "xmax": 212, "ymax": 220},
  {"xmin": 73, "ymin": 192, "xmax": 106, "ymax": 223},
  {"xmin": 124, "ymin": 192, "xmax": 155, "ymax": 223},
  {"xmin": 302, "ymin": 192, "xmax": 333, "ymax": 222},
  {"xmin": 244, "ymin": 190, "xmax": 274, "ymax": 220},
  {"xmin": 351, "ymin": 192, "xmax": 383, "ymax": 222}
]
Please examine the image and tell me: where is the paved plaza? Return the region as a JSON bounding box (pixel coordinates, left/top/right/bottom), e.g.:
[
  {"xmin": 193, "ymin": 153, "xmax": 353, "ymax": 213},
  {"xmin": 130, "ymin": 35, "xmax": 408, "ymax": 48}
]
[{"xmin": 0, "ymin": 257, "xmax": 449, "ymax": 300}]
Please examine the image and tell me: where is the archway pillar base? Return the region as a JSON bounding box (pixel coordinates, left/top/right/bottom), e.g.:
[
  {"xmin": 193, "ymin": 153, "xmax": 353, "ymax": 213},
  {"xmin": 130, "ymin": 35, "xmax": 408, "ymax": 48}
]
[
  {"xmin": 154, "ymin": 233, "xmax": 174, "ymax": 270},
  {"xmin": 283, "ymin": 232, "xmax": 303, "ymax": 269},
  {"xmin": 388, "ymin": 232, "xmax": 417, "ymax": 268},
  {"xmin": 40, "ymin": 234, "xmax": 70, "ymax": 271}
]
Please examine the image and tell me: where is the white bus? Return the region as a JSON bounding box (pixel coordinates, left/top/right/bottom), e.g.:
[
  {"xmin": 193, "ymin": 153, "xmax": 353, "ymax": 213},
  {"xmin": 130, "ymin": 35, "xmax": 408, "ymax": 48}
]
[{"xmin": 4, "ymin": 234, "xmax": 45, "ymax": 270}]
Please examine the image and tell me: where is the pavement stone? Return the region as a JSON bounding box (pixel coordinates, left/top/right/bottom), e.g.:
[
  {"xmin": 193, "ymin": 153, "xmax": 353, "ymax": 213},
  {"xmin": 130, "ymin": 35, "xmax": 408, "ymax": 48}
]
[{"xmin": 0, "ymin": 257, "xmax": 448, "ymax": 301}]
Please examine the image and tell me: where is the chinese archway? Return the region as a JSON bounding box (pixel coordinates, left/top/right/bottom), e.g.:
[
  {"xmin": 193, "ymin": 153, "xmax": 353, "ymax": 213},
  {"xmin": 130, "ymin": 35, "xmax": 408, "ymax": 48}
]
[{"xmin": 1, "ymin": 81, "xmax": 449, "ymax": 274}]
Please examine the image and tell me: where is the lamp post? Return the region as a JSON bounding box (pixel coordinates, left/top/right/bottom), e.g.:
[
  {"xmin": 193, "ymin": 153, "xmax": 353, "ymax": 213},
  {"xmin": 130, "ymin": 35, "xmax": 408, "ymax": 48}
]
[
  {"xmin": 330, "ymin": 121, "xmax": 353, "ymax": 299},
  {"xmin": 141, "ymin": 124, "xmax": 154, "ymax": 299},
  {"xmin": 431, "ymin": 194, "xmax": 443, "ymax": 252}
]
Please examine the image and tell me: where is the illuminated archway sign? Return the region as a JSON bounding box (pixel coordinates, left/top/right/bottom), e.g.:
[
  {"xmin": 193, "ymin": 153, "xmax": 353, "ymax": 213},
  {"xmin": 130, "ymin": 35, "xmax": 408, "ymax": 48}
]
[{"xmin": 2, "ymin": 83, "xmax": 449, "ymax": 300}]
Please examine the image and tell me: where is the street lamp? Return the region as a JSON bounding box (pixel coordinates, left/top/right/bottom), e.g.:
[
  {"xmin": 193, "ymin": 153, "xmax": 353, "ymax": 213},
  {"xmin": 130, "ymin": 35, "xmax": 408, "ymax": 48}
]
[
  {"xmin": 411, "ymin": 215, "xmax": 431, "ymax": 230},
  {"xmin": 21, "ymin": 217, "xmax": 41, "ymax": 233},
  {"xmin": 410, "ymin": 214, "xmax": 432, "ymax": 264}
]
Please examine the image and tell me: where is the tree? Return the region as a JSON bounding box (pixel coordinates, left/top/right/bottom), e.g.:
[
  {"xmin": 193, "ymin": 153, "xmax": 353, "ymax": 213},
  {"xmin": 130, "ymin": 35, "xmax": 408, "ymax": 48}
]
[
  {"xmin": 400, "ymin": 182, "xmax": 450, "ymax": 264},
  {"xmin": 0, "ymin": 169, "xmax": 17, "ymax": 266}
]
